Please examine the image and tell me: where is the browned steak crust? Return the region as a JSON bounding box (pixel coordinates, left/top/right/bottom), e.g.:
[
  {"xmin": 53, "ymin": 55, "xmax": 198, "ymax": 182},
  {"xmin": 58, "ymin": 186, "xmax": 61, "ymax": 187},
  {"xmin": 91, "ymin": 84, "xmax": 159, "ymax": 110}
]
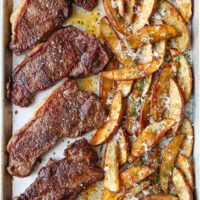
[
  {"xmin": 7, "ymin": 80, "xmax": 107, "ymax": 177},
  {"xmin": 73, "ymin": 0, "xmax": 97, "ymax": 10},
  {"xmin": 7, "ymin": 26, "xmax": 110, "ymax": 107},
  {"xmin": 10, "ymin": 0, "xmax": 72, "ymax": 54},
  {"xmin": 14, "ymin": 139, "xmax": 104, "ymax": 200}
]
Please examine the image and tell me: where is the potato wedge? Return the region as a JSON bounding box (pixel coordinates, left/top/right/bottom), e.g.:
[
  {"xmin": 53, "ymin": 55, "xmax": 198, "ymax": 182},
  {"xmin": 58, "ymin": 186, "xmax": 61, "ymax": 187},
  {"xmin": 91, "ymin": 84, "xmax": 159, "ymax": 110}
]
[
  {"xmin": 177, "ymin": 154, "xmax": 194, "ymax": 190},
  {"xmin": 158, "ymin": 0, "xmax": 189, "ymax": 52},
  {"xmin": 124, "ymin": 0, "xmax": 137, "ymax": 26},
  {"xmin": 101, "ymin": 188, "xmax": 122, "ymax": 200},
  {"xmin": 116, "ymin": 0, "xmax": 124, "ymax": 17},
  {"xmin": 172, "ymin": 168, "xmax": 193, "ymax": 200},
  {"xmin": 167, "ymin": 79, "xmax": 184, "ymax": 137},
  {"xmin": 117, "ymin": 128, "xmax": 129, "ymax": 166},
  {"xmin": 169, "ymin": 48, "xmax": 192, "ymax": 102},
  {"xmin": 103, "ymin": 0, "xmax": 131, "ymax": 35},
  {"xmin": 104, "ymin": 139, "xmax": 120, "ymax": 192},
  {"xmin": 143, "ymin": 194, "xmax": 178, "ymax": 200},
  {"xmin": 151, "ymin": 61, "xmax": 179, "ymax": 121},
  {"xmin": 102, "ymin": 58, "xmax": 163, "ymax": 81},
  {"xmin": 120, "ymin": 165, "xmax": 154, "ymax": 189},
  {"xmin": 125, "ymin": 25, "xmax": 179, "ymax": 50},
  {"xmin": 160, "ymin": 134, "xmax": 185, "ymax": 192},
  {"xmin": 174, "ymin": 0, "xmax": 192, "ymax": 23},
  {"xmin": 100, "ymin": 17, "xmax": 135, "ymax": 67},
  {"xmin": 137, "ymin": 44, "xmax": 153, "ymax": 64},
  {"xmin": 179, "ymin": 118, "xmax": 194, "ymax": 157},
  {"xmin": 131, "ymin": 119, "xmax": 175, "ymax": 158},
  {"xmin": 90, "ymin": 91, "xmax": 123, "ymax": 145},
  {"xmin": 100, "ymin": 58, "xmax": 118, "ymax": 110},
  {"xmin": 116, "ymin": 81, "xmax": 134, "ymax": 97},
  {"xmin": 126, "ymin": 75, "xmax": 152, "ymax": 135},
  {"xmin": 131, "ymin": 0, "xmax": 157, "ymax": 32},
  {"xmin": 139, "ymin": 92, "xmax": 151, "ymax": 132}
]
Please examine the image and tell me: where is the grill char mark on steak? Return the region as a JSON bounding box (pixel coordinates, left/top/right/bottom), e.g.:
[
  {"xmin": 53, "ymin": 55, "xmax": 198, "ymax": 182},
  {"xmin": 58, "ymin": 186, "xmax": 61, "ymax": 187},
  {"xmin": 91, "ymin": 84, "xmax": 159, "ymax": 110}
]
[
  {"xmin": 14, "ymin": 139, "xmax": 104, "ymax": 200},
  {"xmin": 7, "ymin": 26, "xmax": 109, "ymax": 107},
  {"xmin": 10, "ymin": 0, "xmax": 98, "ymax": 54},
  {"xmin": 7, "ymin": 80, "xmax": 107, "ymax": 177}
]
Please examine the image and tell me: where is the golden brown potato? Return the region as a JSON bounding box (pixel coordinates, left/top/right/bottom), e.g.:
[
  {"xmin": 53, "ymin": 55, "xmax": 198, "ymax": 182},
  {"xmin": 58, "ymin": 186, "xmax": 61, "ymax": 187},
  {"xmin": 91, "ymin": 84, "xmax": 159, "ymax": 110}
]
[
  {"xmin": 125, "ymin": 25, "xmax": 179, "ymax": 49},
  {"xmin": 143, "ymin": 194, "xmax": 178, "ymax": 200},
  {"xmin": 90, "ymin": 91, "xmax": 123, "ymax": 145},
  {"xmin": 131, "ymin": 0, "xmax": 157, "ymax": 32},
  {"xmin": 101, "ymin": 58, "xmax": 163, "ymax": 81},
  {"xmin": 131, "ymin": 119, "xmax": 175, "ymax": 158},
  {"xmin": 120, "ymin": 165, "xmax": 154, "ymax": 189},
  {"xmin": 177, "ymin": 154, "xmax": 194, "ymax": 190},
  {"xmin": 169, "ymin": 48, "xmax": 193, "ymax": 102},
  {"xmin": 160, "ymin": 134, "xmax": 185, "ymax": 192},
  {"xmin": 172, "ymin": 168, "xmax": 193, "ymax": 200},
  {"xmin": 124, "ymin": 0, "xmax": 137, "ymax": 26},
  {"xmin": 101, "ymin": 188, "xmax": 122, "ymax": 200},
  {"xmin": 151, "ymin": 61, "xmax": 179, "ymax": 121},
  {"xmin": 125, "ymin": 75, "xmax": 152, "ymax": 135},
  {"xmin": 104, "ymin": 139, "xmax": 120, "ymax": 192},
  {"xmin": 158, "ymin": 0, "xmax": 189, "ymax": 52},
  {"xmin": 117, "ymin": 128, "xmax": 129, "ymax": 166},
  {"xmin": 167, "ymin": 79, "xmax": 184, "ymax": 137},
  {"xmin": 100, "ymin": 58, "xmax": 118, "ymax": 110},
  {"xmin": 179, "ymin": 118, "xmax": 194, "ymax": 157},
  {"xmin": 115, "ymin": 81, "xmax": 134, "ymax": 98},
  {"xmin": 174, "ymin": 0, "xmax": 192, "ymax": 23},
  {"xmin": 116, "ymin": 0, "xmax": 125, "ymax": 17},
  {"xmin": 137, "ymin": 44, "xmax": 153, "ymax": 64}
]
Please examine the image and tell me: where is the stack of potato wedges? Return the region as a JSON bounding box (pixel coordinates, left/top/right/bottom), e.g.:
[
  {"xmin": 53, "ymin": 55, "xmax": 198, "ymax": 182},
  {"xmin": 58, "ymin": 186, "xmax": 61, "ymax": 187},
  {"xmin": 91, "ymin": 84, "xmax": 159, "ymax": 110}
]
[{"xmin": 90, "ymin": 0, "xmax": 194, "ymax": 199}]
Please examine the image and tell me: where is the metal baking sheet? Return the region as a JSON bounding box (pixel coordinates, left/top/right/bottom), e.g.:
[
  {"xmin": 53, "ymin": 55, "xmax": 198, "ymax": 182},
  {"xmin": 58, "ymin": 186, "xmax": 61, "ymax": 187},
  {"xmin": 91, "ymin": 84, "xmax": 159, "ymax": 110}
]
[{"xmin": 0, "ymin": 0, "xmax": 200, "ymax": 199}]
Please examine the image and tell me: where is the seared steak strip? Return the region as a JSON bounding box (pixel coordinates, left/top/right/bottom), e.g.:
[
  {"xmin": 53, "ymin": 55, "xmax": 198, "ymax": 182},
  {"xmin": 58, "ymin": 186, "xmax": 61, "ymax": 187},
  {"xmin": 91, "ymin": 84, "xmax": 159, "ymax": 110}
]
[
  {"xmin": 73, "ymin": 0, "xmax": 97, "ymax": 10},
  {"xmin": 7, "ymin": 80, "xmax": 106, "ymax": 177},
  {"xmin": 7, "ymin": 26, "xmax": 109, "ymax": 107},
  {"xmin": 14, "ymin": 139, "xmax": 104, "ymax": 200}
]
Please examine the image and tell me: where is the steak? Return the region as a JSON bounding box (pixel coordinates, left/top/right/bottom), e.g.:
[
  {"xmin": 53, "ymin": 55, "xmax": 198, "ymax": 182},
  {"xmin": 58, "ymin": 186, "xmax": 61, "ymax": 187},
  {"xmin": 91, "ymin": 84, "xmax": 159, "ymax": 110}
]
[
  {"xmin": 7, "ymin": 26, "xmax": 110, "ymax": 107},
  {"xmin": 14, "ymin": 139, "xmax": 104, "ymax": 200},
  {"xmin": 7, "ymin": 80, "xmax": 107, "ymax": 177},
  {"xmin": 10, "ymin": 0, "xmax": 72, "ymax": 54},
  {"xmin": 10, "ymin": 0, "xmax": 98, "ymax": 54}
]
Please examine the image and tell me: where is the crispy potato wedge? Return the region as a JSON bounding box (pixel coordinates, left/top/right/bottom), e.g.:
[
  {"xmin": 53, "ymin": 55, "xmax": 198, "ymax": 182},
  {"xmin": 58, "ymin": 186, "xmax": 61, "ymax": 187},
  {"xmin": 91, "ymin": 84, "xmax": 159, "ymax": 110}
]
[
  {"xmin": 100, "ymin": 17, "xmax": 135, "ymax": 67},
  {"xmin": 160, "ymin": 134, "xmax": 185, "ymax": 192},
  {"xmin": 158, "ymin": 1, "xmax": 189, "ymax": 52},
  {"xmin": 101, "ymin": 188, "xmax": 122, "ymax": 200},
  {"xmin": 126, "ymin": 75, "xmax": 152, "ymax": 135},
  {"xmin": 177, "ymin": 154, "xmax": 194, "ymax": 190},
  {"xmin": 103, "ymin": 0, "xmax": 131, "ymax": 35},
  {"xmin": 116, "ymin": 81, "xmax": 134, "ymax": 97},
  {"xmin": 124, "ymin": 0, "xmax": 137, "ymax": 26},
  {"xmin": 120, "ymin": 165, "xmax": 154, "ymax": 189},
  {"xmin": 143, "ymin": 194, "xmax": 178, "ymax": 200},
  {"xmin": 104, "ymin": 139, "xmax": 120, "ymax": 192},
  {"xmin": 137, "ymin": 44, "xmax": 153, "ymax": 64},
  {"xmin": 169, "ymin": 48, "xmax": 192, "ymax": 102},
  {"xmin": 139, "ymin": 92, "xmax": 151, "ymax": 132},
  {"xmin": 151, "ymin": 61, "xmax": 179, "ymax": 121},
  {"xmin": 125, "ymin": 25, "xmax": 179, "ymax": 50},
  {"xmin": 172, "ymin": 168, "xmax": 193, "ymax": 200},
  {"xmin": 117, "ymin": 128, "xmax": 129, "ymax": 166},
  {"xmin": 131, "ymin": 119, "xmax": 175, "ymax": 158},
  {"xmin": 90, "ymin": 91, "xmax": 123, "ymax": 145},
  {"xmin": 100, "ymin": 58, "xmax": 118, "ymax": 110},
  {"xmin": 179, "ymin": 118, "xmax": 194, "ymax": 157},
  {"xmin": 102, "ymin": 58, "xmax": 163, "ymax": 81},
  {"xmin": 131, "ymin": 0, "xmax": 157, "ymax": 32},
  {"xmin": 174, "ymin": 0, "xmax": 192, "ymax": 23},
  {"xmin": 116, "ymin": 0, "xmax": 124, "ymax": 17},
  {"xmin": 167, "ymin": 79, "xmax": 184, "ymax": 137}
]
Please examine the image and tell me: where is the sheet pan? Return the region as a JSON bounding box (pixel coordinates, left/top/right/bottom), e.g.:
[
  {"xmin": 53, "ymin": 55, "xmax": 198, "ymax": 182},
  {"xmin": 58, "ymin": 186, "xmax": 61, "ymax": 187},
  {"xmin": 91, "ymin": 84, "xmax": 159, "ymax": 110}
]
[{"xmin": 0, "ymin": 0, "xmax": 200, "ymax": 199}]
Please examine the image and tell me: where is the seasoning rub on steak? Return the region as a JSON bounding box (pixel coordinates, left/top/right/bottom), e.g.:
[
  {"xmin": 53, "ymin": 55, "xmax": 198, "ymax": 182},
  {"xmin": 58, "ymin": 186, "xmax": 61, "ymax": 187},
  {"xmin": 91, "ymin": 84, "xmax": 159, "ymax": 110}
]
[
  {"xmin": 7, "ymin": 26, "xmax": 109, "ymax": 107},
  {"xmin": 7, "ymin": 80, "xmax": 107, "ymax": 177},
  {"xmin": 14, "ymin": 139, "xmax": 104, "ymax": 200},
  {"xmin": 10, "ymin": 0, "xmax": 98, "ymax": 54}
]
